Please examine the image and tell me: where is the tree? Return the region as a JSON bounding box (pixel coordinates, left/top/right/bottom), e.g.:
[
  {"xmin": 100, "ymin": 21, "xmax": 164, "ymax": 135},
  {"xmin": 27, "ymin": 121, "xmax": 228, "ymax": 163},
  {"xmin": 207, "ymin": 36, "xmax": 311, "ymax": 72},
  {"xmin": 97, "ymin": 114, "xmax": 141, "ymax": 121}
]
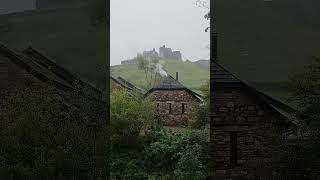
[
  {"xmin": 136, "ymin": 54, "xmax": 163, "ymax": 90},
  {"xmin": 196, "ymin": 0, "xmax": 210, "ymax": 32},
  {"xmin": 110, "ymin": 90, "xmax": 156, "ymax": 147},
  {"xmin": 192, "ymin": 81, "xmax": 210, "ymax": 129}
]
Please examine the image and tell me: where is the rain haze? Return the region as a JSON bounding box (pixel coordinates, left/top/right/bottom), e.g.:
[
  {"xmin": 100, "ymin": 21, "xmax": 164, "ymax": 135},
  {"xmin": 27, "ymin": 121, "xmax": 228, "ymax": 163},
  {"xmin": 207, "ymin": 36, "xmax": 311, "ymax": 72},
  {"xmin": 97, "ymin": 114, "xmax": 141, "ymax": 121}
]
[{"xmin": 111, "ymin": 0, "xmax": 210, "ymax": 65}]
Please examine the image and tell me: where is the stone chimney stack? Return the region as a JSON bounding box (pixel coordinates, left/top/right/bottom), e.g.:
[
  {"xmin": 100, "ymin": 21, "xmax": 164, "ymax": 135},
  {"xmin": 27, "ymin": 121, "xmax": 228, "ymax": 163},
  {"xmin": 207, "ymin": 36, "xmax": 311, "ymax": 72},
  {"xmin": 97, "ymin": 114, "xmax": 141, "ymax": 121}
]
[{"xmin": 176, "ymin": 72, "xmax": 179, "ymax": 81}]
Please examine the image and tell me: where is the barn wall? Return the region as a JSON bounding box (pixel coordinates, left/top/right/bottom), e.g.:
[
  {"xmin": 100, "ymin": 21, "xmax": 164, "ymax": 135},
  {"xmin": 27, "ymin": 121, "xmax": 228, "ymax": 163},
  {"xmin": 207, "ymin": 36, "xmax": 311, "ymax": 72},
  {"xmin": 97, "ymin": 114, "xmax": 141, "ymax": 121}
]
[{"xmin": 147, "ymin": 90, "xmax": 199, "ymax": 126}]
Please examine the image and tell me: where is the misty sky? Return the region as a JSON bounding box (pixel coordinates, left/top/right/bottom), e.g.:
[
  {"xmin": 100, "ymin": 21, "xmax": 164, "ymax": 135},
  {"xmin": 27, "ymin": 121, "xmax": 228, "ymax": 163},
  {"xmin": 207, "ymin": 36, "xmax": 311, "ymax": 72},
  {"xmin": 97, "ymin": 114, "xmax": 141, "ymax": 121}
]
[{"xmin": 111, "ymin": 0, "xmax": 210, "ymax": 65}]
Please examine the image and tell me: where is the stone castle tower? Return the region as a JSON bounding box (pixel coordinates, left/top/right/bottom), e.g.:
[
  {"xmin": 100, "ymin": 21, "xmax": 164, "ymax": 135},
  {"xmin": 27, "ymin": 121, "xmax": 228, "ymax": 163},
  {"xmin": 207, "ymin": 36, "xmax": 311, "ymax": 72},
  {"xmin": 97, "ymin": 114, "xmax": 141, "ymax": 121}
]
[{"xmin": 159, "ymin": 45, "xmax": 182, "ymax": 61}]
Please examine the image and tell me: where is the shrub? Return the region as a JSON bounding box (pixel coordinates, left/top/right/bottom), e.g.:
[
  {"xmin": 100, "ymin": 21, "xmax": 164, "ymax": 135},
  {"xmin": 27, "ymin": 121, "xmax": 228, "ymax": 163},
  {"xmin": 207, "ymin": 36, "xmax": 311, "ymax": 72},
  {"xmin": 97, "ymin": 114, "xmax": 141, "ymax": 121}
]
[
  {"xmin": 0, "ymin": 84, "xmax": 109, "ymax": 180},
  {"xmin": 191, "ymin": 81, "xmax": 210, "ymax": 129},
  {"xmin": 110, "ymin": 90, "xmax": 155, "ymax": 147},
  {"xmin": 111, "ymin": 128, "xmax": 208, "ymax": 180},
  {"xmin": 144, "ymin": 129, "xmax": 208, "ymax": 179}
]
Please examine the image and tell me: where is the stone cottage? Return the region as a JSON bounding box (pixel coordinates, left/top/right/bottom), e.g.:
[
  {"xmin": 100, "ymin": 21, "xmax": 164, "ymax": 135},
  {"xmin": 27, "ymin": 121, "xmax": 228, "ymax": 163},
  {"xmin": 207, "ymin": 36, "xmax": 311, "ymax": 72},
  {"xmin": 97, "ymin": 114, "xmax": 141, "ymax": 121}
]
[
  {"xmin": 208, "ymin": 33, "xmax": 299, "ymax": 179},
  {"xmin": 145, "ymin": 73, "xmax": 203, "ymax": 126}
]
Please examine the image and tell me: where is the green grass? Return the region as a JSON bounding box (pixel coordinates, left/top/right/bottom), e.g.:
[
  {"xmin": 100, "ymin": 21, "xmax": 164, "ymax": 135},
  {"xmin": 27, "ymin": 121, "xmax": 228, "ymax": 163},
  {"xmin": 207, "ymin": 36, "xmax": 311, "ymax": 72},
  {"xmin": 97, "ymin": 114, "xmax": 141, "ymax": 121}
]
[{"xmin": 111, "ymin": 60, "xmax": 210, "ymax": 92}]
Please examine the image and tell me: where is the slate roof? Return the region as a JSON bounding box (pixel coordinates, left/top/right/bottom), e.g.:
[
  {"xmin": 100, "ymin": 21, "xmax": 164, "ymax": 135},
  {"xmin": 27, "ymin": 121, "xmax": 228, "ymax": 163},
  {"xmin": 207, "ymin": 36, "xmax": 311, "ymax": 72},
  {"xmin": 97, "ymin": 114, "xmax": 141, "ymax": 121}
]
[
  {"xmin": 110, "ymin": 76, "xmax": 133, "ymax": 91},
  {"xmin": 145, "ymin": 75, "xmax": 203, "ymax": 102},
  {"xmin": 117, "ymin": 76, "xmax": 143, "ymax": 92},
  {"xmin": 154, "ymin": 75, "xmax": 185, "ymax": 89},
  {"xmin": 0, "ymin": 44, "xmax": 104, "ymax": 103},
  {"xmin": 23, "ymin": 46, "xmax": 102, "ymax": 95},
  {"xmin": 211, "ymin": 60, "xmax": 300, "ymax": 125}
]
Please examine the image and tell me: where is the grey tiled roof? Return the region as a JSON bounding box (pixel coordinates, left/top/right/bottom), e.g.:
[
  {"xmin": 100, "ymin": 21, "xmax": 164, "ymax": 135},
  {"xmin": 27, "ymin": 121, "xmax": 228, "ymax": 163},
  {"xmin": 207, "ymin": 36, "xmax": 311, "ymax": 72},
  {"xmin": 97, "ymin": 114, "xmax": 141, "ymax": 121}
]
[
  {"xmin": 110, "ymin": 76, "xmax": 133, "ymax": 91},
  {"xmin": 211, "ymin": 60, "xmax": 300, "ymax": 124},
  {"xmin": 148, "ymin": 75, "xmax": 203, "ymax": 102},
  {"xmin": 0, "ymin": 44, "xmax": 104, "ymax": 102},
  {"xmin": 154, "ymin": 76, "xmax": 185, "ymax": 89}
]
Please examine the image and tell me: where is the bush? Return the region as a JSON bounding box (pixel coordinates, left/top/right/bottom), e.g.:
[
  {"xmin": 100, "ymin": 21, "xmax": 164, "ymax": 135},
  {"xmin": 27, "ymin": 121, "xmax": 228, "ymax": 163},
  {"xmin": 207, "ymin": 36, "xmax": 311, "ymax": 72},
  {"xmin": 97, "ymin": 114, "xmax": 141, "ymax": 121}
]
[
  {"xmin": 110, "ymin": 90, "xmax": 155, "ymax": 147},
  {"xmin": 0, "ymin": 84, "xmax": 109, "ymax": 180},
  {"xmin": 111, "ymin": 128, "xmax": 208, "ymax": 180},
  {"xmin": 191, "ymin": 81, "xmax": 209, "ymax": 129}
]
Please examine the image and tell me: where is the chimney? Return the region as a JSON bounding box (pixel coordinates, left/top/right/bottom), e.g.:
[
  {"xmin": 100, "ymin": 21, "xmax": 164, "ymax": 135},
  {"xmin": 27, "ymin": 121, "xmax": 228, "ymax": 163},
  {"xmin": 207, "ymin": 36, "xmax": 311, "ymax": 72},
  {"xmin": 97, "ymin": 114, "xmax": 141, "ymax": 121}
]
[
  {"xmin": 212, "ymin": 32, "xmax": 218, "ymax": 62},
  {"xmin": 176, "ymin": 72, "xmax": 179, "ymax": 81}
]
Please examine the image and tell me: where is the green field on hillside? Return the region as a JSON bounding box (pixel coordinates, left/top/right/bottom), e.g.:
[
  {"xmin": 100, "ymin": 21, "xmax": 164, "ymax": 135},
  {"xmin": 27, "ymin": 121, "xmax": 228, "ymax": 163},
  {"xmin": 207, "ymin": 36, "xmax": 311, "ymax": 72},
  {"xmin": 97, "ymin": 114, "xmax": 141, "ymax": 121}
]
[
  {"xmin": 1, "ymin": 0, "xmax": 320, "ymax": 105},
  {"xmin": 111, "ymin": 60, "xmax": 209, "ymax": 92}
]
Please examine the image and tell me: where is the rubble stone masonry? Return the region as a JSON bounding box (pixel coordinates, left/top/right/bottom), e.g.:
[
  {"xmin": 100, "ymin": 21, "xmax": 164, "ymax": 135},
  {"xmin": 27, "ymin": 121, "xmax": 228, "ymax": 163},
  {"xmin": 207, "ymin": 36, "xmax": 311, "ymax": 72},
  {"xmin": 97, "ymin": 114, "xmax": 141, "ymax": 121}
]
[
  {"xmin": 147, "ymin": 90, "xmax": 198, "ymax": 126},
  {"xmin": 209, "ymin": 89, "xmax": 278, "ymax": 180}
]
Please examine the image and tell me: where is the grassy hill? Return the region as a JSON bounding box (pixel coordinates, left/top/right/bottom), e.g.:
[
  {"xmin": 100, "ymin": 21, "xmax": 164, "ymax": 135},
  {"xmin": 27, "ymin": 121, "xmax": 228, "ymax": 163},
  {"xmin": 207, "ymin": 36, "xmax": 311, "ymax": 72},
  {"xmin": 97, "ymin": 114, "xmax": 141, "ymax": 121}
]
[
  {"xmin": 1, "ymin": 0, "xmax": 320, "ymax": 104},
  {"xmin": 111, "ymin": 60, "xmax": 209, "ymax": 92}
]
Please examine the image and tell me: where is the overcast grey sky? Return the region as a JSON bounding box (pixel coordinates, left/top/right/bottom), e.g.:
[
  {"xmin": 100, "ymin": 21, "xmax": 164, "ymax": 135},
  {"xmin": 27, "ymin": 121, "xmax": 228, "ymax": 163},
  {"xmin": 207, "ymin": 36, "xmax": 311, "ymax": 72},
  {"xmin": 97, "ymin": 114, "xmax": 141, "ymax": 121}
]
[{"xmin": 110, "ymin": 0, "xmax": 210, "ymax": 65}]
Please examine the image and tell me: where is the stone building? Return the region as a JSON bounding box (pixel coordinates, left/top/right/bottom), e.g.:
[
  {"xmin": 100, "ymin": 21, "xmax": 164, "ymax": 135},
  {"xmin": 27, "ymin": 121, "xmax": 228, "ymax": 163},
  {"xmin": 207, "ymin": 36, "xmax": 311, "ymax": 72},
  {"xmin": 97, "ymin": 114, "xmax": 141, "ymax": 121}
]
[
  {"xmin": 121, "ymin": 58, "xmax": 137, "ymax": 65},
  {"xmin": 142, "ymin": 48, "xmax": 159, "ymax": 60},
  {"xmin": 145, "ymin": 73, "xmax": 202, "ymax": 126},
  {"xmin": 159, "ymin": 45, "xmax": 182, "ymax": 61},
  {"xmin": 209, "ymin": 59, "xmax": 299, "ymax": 179},
  {"xmin": 121, "ymin": 46, "xmax": 182, "ymax": 65}
]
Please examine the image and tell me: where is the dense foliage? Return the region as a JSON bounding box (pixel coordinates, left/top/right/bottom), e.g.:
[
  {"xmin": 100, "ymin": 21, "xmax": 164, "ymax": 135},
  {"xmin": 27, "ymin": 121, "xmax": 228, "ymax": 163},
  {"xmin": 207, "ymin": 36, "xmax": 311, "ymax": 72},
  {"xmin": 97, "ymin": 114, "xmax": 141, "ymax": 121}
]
[
  {"xmin": 192, "ymin": 81, "xmax": 210, "ymax": 129},
  {"xmin": 257, "ymin": 57, "xmax": 320, "ymax": 179},
  {"xmin": 0, "ymin": 84, "xmax": 109, "ymax": 180},
  {"xmin": 110, "ymin": 89, "xmax": 208, "ymax": 179},
  {"xmin": 110, "ymin": 90, "xmax": 155, "ymax": 146},
  {"xmin": 111, "ymin": 128, "xmax": 208, "ymax": 180}
]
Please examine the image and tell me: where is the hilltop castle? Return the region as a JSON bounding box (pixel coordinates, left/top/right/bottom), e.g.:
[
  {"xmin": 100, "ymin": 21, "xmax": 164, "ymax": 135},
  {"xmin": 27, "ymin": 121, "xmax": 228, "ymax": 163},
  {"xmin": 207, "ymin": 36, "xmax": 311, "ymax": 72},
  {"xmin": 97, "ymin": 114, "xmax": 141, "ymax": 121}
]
[
  {"xmin": 159, "ymin": 45, "xmax": 182, "ymax": 60},
  {"xmin": 121, "ymin": 45, "xmax": 182, "ymax": 65}
]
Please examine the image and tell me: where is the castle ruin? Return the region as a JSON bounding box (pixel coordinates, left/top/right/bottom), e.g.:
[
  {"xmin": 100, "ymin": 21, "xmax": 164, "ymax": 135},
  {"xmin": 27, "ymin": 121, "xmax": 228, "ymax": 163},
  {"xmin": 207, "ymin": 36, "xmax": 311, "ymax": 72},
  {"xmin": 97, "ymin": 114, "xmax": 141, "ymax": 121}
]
[{"xmin": 121, "ymin": 45, "xmax": 182, "ymax": 65}]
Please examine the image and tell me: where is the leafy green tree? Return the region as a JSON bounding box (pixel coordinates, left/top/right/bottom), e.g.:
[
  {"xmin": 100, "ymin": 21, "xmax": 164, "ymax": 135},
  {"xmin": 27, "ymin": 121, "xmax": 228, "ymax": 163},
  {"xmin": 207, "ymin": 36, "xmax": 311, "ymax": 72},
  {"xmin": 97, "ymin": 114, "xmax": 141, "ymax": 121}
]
[
  {"xmin": 144, "ymin": 129, "xmax": 208, "ymax": 179},
  {"xmin": 136, "ymin": 54, "xmax": 162, "ymax": 90},
  {"xmin": 110, "ymin": 90, "xmax": 156, "ymax": 147}
]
